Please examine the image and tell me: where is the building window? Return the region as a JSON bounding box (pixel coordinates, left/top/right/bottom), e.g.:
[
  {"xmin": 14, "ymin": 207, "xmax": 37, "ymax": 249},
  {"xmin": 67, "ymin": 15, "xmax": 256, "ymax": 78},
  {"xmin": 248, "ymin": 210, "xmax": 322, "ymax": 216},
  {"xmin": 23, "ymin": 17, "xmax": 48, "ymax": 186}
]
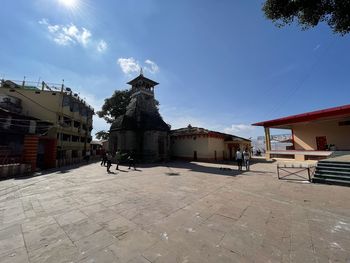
[
  {"xmin": 74, "ymin": 121, "xmax": 81, "ymax": 128},
  {"xmin": 62, "ymin": 134, "xmax": 71, "ymax": 141},
  {"xmin": 72, "ymin": 135, "xmax": 80, "ymax": 142},
  {"xmin": 339, "ymin": 120, "xmax": 350, "ymax": 126},
  {"xmin": 63, "ymin": 117, "xmax": 72, "ymax": 127}
]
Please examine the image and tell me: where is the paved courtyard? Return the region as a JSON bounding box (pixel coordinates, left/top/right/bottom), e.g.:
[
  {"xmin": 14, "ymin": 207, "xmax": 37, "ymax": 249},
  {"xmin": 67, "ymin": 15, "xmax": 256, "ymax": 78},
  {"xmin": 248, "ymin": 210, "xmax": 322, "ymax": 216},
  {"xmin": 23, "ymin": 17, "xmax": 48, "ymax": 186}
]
[{"xmin": 0, "ymin": 160, "xmax": 349, "ymax": 263}]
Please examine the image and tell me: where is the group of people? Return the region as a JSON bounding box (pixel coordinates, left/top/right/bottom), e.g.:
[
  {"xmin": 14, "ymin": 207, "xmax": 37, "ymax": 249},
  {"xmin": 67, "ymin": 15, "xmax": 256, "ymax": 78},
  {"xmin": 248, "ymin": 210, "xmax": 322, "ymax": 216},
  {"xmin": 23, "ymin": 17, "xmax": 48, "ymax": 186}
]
[
  {"xmin": 235, "ymin": 148, "xmax": 250, "ymax": 171},
  {"xmin": 100, "ymin": 150, "xmax": 136, "ymax": 173}
]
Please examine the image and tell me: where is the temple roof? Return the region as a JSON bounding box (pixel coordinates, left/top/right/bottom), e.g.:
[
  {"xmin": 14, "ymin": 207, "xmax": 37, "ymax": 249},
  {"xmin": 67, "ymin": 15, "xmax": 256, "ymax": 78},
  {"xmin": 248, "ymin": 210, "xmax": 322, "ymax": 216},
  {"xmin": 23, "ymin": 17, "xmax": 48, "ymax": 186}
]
[
  {"xmin": 110, "ymin": 113, "xmax": 170, "ymax": 132},
  {"xmin": 170, "ymin": 126, "xmax": 250, "ymax": 142},
  {"xmin": 127, "ymin": 74, "xmax": 159, "ymax": 87}
]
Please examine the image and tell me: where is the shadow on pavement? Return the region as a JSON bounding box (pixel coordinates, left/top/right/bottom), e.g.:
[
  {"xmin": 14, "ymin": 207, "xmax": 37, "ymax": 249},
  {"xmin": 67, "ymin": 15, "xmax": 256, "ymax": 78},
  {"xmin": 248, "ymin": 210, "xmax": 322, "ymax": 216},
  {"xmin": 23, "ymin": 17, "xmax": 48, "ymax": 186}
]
[{"xmin": 14, "ymin": 161, "xmax": 99, "ymax": 180}]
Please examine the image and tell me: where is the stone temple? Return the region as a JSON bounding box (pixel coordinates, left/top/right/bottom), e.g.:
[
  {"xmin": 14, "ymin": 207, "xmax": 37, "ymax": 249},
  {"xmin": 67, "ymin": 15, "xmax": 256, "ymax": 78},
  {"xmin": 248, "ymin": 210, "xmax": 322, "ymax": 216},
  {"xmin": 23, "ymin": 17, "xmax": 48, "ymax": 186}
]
[{"xmin": 109, "ymin": 73, "xmax": 170, "ymax": 162}]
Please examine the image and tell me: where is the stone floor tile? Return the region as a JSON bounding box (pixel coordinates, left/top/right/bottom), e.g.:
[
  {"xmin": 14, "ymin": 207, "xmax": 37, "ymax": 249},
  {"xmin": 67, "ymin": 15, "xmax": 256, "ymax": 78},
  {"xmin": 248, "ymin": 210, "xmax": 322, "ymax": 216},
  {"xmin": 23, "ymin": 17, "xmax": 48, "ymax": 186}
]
[
  {"xmin": 55, "ymin": 209, "xmax": 88, "ymax": 226},
  {"xmin": 201, "ymin": 214, "xmax": 237, "ymax": 233},
  {"xmin": 220, "ymin": 225, "xmax": 264, "ymax": 257},
  {"xmin": 87, "ymin": 208, "xmax": 120, "ymax": 224},
  {"xmin": 23, "ymin": 223, "xmax": 67, "ymax": 252},
  {"xmin": 0, "ymin": 247, "xmax": 29, "ymax": 263},
  {"xmin": 74, "ymin": 229, "xmax": 117, "ymax": 259},
  {"xmin": 107, "ymin": 229, "xmax": 159, "ymax": 263},
  {"xmin": 28, "ymin": 238, "xmax": 78, "ymax": 263},
  {"xmin": 77, "ymin": 247, "xmax": 119, "ymax": 263},
  {"xmin": 0, "ymin": 225, "xmax": 25, "ymax": 255},
  {"xmin": 21, "ymin": 216, "xmax": 56, "ymax": 233},
  {"xmin": 62, "ymin": 218, "xmax": 102, "ymax": 242},
  {"xmin": 100, "ymin": 216, "xmax": 137, "ymax": 238}
]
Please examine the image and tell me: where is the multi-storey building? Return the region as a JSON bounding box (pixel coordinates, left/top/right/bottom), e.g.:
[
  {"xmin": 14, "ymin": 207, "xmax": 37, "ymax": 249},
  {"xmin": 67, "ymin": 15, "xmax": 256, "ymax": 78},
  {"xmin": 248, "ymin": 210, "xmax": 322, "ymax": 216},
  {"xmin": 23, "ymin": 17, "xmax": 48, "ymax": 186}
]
[{"xmin": 0, "ymin": 79, "xmax": 94, "ymax": 170}]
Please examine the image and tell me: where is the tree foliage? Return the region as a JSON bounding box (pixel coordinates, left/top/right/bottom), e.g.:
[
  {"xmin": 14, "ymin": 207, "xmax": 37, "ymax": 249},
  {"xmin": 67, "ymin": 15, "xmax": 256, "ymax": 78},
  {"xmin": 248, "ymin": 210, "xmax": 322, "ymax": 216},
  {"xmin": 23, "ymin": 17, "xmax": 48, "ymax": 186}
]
[
  {"xmin": 95, "ymin": 88, "xmax": 161, "ymax": 138},
  {"xmin": 95, "ymin": 130, "xmax": 109, "ymax": 140},
  {"xmin": 97, "ymin": 89, "xmax": 131, "ymax": 124},
  {"xmin": 262, "ymin": 0, "xmax": 350, "ymax": 35}
]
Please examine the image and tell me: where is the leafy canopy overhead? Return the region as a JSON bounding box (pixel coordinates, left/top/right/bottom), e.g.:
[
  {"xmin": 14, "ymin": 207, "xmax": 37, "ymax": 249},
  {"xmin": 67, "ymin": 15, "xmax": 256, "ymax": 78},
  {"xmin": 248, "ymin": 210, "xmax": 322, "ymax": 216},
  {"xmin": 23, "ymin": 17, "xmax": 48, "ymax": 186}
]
[
  {"xmin": 95, "ymin": 130, "xmax": 109, "ymax": 140},
  {"xmin": 262, "ymin": 0, "xmax": 350, "ymax": 35},
  {"xmin": 97, "ymin": 89, "xmax": 131, "ymax": 124}
]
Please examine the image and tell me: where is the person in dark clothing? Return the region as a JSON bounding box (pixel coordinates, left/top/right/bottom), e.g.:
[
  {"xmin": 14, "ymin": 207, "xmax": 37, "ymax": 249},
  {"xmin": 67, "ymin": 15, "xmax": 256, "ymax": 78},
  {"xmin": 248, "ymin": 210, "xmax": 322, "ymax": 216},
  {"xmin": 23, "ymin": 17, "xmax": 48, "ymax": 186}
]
[
  {"xmin": 101, "ymin": 152, "xmax": 107, "ymax": 166},
  {"xmin": 236, "ymin": 148, "xmax": 243, "ymax": 171},
  {"xmin": 115, "ymin": 149, "xmax": 122, "ymax": 170},
  {"xmin": 127, "ymin": 151, "xmax": 136, "ymax": 170},
  {"xmin": 106, "ymin": 152, "xmax": 112, "ymax": 173}
]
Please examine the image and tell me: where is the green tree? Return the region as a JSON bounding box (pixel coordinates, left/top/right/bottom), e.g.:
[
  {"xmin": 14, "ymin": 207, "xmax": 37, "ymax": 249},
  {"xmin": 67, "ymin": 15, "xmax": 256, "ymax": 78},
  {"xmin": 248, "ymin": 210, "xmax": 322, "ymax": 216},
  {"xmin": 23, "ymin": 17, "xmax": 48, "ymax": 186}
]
[
  {"xmin": 262, "ymin": 0, "xmax": 350, "ymax": 35},
  {"xmin": 95, "ymin": 89, "xmax": 161, "ymax": 138},
  {"xmin": 95, "ymin": 130, "xmax": 110, "ymax": 140},
  {"xmin": 97, "ymin": 89, "xmax": 131, "ymax": 124}
]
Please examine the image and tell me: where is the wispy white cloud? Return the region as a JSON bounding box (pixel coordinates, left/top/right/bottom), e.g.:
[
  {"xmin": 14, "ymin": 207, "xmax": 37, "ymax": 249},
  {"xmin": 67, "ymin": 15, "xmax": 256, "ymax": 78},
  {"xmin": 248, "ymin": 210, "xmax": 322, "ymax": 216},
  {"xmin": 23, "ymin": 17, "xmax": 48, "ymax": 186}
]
[
  {"xmin": 117, "ymin": 57, "xmax": 141, "ymax": 74},
  {"xmin": 223, "ymin": 124, "xmax": 255, "ymax": 138},
  {"xmin": 39, "ymin": 18, "xmax": 106, "ymax": 52},
  {"xmin": 144, "ymin": 59, "xmax": 159, "ymax": 74},
  {"xmin": 97, "ymin": 40, "xmax": 107, "ymax": 53},
  {"xmin": 117, "ymin": 57, "xmax": 159, "ymax": 75}
]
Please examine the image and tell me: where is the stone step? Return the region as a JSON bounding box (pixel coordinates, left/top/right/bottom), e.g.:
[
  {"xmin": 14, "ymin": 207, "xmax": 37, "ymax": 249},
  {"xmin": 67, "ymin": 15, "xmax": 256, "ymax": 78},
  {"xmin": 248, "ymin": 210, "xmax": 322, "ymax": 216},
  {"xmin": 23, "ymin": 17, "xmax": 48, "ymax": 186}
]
[
  {"xmin": 318, "ymin": 161, "xmax": 350, "ymax": 167},
  {"xmin": 316, "ymin": 164, "xmax": 350, "ymax": 171},
  {"xmin": 312, "ymin": 177, "xmax": 350, "ymax": 187},
  {"xmin": 316, "ymin": 168, "xmax": 350, "ymax": 175},
  {"xmin": 315, "ymin": 169, "xmax": 350, "ymax": 176},
  {"xmin": 317, "ymin": 163, "xmax": 350, "ymax": 170},
  {"xmin": 314, "ymin": 173, "xmax": 350, "ymax": 181}
]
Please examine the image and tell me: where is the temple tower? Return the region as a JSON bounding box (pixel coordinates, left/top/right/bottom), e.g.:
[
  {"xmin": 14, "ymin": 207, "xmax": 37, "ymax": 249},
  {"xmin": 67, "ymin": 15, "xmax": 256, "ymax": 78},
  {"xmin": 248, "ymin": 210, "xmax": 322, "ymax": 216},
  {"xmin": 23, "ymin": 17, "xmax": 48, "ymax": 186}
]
[{"xmin": 109, "ymin": 73, "xmax": 170, "ymax": 162}]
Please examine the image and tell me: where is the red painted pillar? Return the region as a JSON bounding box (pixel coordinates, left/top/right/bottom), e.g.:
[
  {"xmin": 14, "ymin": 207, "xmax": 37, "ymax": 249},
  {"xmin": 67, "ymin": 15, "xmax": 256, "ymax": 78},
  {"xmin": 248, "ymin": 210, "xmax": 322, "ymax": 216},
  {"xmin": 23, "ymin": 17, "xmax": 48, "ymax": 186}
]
[
  {"xmin": 23, "ymin": 135, "xmax": 39, "ymax": 172},
  {"xmin": 44, "ymin": 139, "xmax": 57, "ymax": 169}
]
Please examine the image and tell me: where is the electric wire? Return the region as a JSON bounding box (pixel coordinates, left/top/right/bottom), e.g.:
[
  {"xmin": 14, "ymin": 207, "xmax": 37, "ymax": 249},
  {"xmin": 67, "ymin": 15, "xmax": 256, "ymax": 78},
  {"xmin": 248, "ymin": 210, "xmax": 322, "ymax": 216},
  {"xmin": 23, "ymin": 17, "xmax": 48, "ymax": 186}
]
[{"xmin": 264, "ymin": 40, "xmax": 335, "ymax": 120}]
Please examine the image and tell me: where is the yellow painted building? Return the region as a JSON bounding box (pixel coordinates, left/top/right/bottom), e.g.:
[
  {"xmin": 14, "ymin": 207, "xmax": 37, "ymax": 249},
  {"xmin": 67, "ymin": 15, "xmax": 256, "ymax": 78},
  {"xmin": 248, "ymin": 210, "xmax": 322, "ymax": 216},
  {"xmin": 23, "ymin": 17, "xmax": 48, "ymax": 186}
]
[
  {"xmin": 0, "ymin": 79, "xmax": 94, "ymax": 167},
  {"xmin": 171, "ymin": 126, "xmax": 251, "ymax": 162},
  {"xmin": 253, "ymin": 104, "xmax": 350, "ymax": 161}
]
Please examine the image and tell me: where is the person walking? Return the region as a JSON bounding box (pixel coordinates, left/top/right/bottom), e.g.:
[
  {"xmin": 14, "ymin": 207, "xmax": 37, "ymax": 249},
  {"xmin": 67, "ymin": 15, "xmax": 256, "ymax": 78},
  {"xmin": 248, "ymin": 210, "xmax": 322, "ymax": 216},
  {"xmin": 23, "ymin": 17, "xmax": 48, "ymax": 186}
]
[
  {"xmin": 85, "ymin": 150, "xmax": 91, "ymax": 163},
  {"xmin": 101, "ymin": 152, "xmax": 107, "ymax": 166},
  {"xmin": 243, "ymin": 148, "xmax": 250, "ymax": 171},
  {"xmin": 115, "ymin": 149, "xmax": 122, "ymax": 170},
  {"xmin": 236, "ymin": 148, "xmax": 243, "ymax": 171},
  {"xmin": 127, "ymin": 150, "xmax": 136, "ymax": 170},
  {"xmin": 106, "ymin": 152, "xmax": 112, "ymax": 173}
]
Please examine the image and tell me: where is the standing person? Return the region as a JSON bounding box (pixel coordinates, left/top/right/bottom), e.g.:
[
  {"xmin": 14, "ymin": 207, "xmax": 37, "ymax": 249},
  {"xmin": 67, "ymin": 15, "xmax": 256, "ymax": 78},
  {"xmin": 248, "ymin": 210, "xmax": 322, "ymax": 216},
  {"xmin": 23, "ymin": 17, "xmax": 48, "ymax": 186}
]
[
  {"xmin": 101, "ymin": 152, "xmax": 107, "ymax": 166},
  {"xmin": 243, "ymin": 148, "xmax": 250, "ymax": 171},
  {"xmin": 115, "ymin": 149, "xmax": 122, "ymax": 170},
  {"xmin": 106, "ymin": 152, "xmax": 112, "ymax": 173},
  {"xmin": 85, "ymin": 150, "xmax": 91, "ymax": 163},
  {"xmin": 236, "ymin": 148, "xmax": 243, "ymax": 171},
  {"xmin": 127, "ymin": 150, "xmax": 136, "ymax": 170}
]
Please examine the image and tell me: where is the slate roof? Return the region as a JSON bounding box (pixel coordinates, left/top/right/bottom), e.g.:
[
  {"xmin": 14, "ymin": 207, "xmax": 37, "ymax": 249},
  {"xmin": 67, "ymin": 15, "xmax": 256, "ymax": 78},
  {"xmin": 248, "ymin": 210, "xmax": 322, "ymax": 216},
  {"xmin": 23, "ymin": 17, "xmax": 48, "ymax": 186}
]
[
  {"xmin": 170, "ymin": 126, "xmax": 250, "ymax": 142},
  {"xmin": 110, "ymin": 113, "xmax": 170, "ymax": 132}
]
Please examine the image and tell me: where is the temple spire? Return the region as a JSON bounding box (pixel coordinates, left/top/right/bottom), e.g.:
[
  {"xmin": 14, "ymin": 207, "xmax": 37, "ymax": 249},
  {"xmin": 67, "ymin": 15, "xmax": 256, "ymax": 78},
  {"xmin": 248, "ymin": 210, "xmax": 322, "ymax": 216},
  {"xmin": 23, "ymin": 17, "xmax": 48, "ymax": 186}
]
[{"xmin": 140, "ymin": 67, "xmax": 143, "ymax": 76}]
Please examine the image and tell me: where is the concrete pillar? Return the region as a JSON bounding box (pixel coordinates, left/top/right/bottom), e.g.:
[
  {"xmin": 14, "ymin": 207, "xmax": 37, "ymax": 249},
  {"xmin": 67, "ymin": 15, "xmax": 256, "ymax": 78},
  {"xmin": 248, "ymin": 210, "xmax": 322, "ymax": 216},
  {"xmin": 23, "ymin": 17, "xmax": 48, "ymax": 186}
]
[
  {"xmin": 295, "ymin": 154, "xmax": 305, "ymax": 162},
  {"xmin": 264, "ymin": 127, "xmax": 271, "ymax": 151},
  {"xmin": 264, "ymin": 127, "xmax": 271, "ymax": 160}
]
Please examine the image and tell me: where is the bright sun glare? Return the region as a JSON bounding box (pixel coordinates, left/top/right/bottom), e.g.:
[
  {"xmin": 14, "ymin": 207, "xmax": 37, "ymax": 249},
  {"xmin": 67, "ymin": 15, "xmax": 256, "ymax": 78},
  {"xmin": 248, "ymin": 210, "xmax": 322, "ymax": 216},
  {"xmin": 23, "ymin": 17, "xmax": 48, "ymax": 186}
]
[{"xmin": 59, "ymin": 0, "xmax": 78, "ymax": 9}]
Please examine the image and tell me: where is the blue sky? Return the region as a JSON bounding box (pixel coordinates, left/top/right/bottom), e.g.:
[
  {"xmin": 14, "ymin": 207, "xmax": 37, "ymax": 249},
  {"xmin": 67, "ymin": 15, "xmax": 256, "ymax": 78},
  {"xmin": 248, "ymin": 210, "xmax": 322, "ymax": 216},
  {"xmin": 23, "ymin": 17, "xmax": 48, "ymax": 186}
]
[{"xmin": 1, "ymin": 0, "xmax": 349, "ymax": 139}]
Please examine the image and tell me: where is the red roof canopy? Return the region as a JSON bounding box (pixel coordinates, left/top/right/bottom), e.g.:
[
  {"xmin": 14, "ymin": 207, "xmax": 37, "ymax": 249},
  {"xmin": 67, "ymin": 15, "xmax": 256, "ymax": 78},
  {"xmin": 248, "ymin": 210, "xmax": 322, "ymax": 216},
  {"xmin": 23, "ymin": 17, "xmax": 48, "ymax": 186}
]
[{"xmin": 252, "ymin": 104, "xmax": 350, "ymax": 128}]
